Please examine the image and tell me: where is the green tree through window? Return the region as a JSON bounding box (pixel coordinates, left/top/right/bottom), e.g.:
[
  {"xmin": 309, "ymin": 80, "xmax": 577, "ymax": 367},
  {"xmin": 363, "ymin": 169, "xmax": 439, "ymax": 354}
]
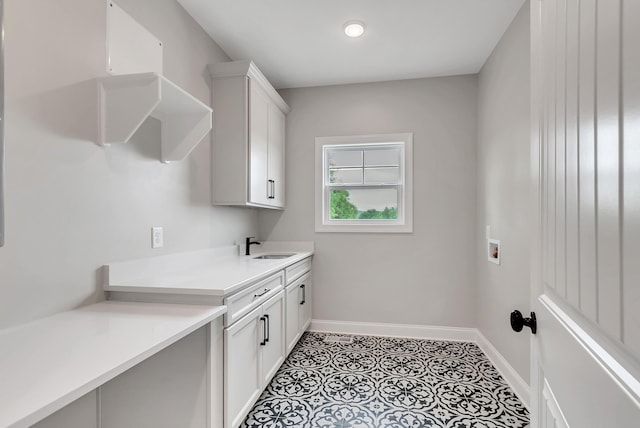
[
  {"xmin": 358, "ymin": 207, "xmax": 398, "ymax": 220},
  {"xmin": 330, "ymin": 190, "xmax": 358, "ymax": 219},
  {"xmin": 330, "ymin": 190, "xmax": 398, "ymax": 220}
]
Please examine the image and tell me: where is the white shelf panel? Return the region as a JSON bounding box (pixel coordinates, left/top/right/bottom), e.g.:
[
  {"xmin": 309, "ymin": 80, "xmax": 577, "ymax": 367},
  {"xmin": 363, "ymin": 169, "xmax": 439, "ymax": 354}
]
[
  {"xmin": 107, "ymin": 1, "xmax": 163, "ymax": 75},
  {"xmin": 0, "ymin": 301, "xmax": 226, "ymax": 428},
  {"xmin": 98, "ymin": 72, "xmax": 212, "ymax": 163}
]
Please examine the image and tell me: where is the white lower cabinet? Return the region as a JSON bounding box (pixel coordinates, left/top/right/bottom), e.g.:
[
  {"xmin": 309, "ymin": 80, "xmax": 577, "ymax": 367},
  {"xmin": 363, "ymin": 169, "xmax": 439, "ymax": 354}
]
[
  {"xmin": 224, "ymin": 290, "xmax": 285, "ymax": 428},
  {"xmin": 285, "ymin": 271, "xmax": 313, "ymax": 355}
]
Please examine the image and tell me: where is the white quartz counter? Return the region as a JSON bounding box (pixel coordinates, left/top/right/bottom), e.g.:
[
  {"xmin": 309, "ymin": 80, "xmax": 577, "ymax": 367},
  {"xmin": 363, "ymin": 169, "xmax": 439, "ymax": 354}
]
[
  {"xmin": 0, "ymin": 301, "xmax": 226, "ymax": 428},
  {"xmin": 104, "ymin": 242, "xmax": 314, "ymax": 297}
]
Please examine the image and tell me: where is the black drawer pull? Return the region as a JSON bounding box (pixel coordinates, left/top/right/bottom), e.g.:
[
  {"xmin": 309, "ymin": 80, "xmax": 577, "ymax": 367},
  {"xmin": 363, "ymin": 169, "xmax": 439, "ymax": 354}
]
[{"xmin": 254, "ymin": 288, "xmax": 271, "ymax": 298}]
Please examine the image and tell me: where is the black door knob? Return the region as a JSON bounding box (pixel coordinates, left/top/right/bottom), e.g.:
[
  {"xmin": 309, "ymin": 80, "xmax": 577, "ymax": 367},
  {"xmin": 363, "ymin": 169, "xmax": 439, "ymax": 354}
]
[{"xmin": 510, "ymin": 310, "xmax": 537, "ymax": 334}]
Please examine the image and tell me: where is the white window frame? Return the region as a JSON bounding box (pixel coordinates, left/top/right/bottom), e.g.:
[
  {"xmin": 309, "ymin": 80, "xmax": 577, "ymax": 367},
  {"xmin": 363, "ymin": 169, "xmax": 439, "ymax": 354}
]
[{"xmin": 315, "ymin": 133, "xmax": 413, "ymax": 233}]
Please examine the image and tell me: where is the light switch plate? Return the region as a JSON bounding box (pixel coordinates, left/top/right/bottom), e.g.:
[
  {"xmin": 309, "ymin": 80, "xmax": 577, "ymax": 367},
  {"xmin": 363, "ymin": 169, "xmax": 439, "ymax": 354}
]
[{"xmin": 151, "ymin": 227, "xmax": 163, "ymax": 249}]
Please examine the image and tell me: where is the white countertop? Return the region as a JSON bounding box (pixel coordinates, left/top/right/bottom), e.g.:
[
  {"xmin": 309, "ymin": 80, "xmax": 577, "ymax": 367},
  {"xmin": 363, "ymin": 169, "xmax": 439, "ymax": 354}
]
[
  {"xmin": 104, "ymin": 242, "xmax": 314, "ymax": 297},
  {"xmin": 0, "ymin": 301, "xmax": 226, "ymax": 428}
]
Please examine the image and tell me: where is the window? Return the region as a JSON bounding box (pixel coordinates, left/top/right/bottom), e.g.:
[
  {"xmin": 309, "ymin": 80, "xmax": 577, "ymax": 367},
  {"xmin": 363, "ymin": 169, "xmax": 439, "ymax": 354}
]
[{"xmin": 315, "ymin": 133, "xmax": 413, "ymax": 233}]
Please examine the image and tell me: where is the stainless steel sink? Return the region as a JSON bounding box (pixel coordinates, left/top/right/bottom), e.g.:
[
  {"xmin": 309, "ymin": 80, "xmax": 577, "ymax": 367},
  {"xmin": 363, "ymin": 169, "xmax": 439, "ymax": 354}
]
[{"xmin": 252, "ymin": 254, "xmax": 295, "ymax": 260}]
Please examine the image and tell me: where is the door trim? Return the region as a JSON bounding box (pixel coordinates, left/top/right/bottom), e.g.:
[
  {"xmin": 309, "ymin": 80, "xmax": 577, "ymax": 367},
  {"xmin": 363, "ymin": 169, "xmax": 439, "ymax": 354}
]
[{"xmin": 541, "ymin": 379, "xmax": 569, "ymax": 428}]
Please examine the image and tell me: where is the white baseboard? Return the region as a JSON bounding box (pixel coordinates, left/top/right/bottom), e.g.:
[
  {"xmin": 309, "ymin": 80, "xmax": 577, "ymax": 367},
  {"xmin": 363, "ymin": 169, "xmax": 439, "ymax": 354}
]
[
  {"xmin": 309, "ymin": 319, "xmax": 530, "ymax": 409},
  {"xmin": 475, "ymin": 330, "xmax": 530, "ymax": 409},
  {"xmin": 310, "ymin": 319, "xmax": 477, "ymax": 342}
]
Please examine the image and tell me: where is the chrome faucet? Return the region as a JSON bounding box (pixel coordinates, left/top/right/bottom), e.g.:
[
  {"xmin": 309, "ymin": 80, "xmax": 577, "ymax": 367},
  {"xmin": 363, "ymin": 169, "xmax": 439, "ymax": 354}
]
[{"xmin": 245, "ymin": 237, "xmax": 261, "ymax": 255}]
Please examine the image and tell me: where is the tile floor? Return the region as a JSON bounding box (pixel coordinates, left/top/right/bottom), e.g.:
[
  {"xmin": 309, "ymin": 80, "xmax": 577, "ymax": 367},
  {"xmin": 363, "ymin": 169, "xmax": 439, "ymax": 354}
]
[{"xmin": 242, "ymin": 332, "xmax": 530, "ymax": 428}]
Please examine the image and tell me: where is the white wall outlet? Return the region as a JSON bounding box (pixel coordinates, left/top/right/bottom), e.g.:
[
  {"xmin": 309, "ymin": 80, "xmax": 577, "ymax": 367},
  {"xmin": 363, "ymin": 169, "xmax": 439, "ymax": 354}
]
[{"xmin": 151, "ymin": 227, "xmax": 163, "ymax": 249}]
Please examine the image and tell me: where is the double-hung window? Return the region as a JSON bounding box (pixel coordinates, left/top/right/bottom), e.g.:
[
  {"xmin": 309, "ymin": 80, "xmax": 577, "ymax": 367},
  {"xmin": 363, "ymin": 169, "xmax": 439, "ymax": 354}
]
[{"xmin": 315, "ymin": 133, "xmax": 413, "ymax": 233}]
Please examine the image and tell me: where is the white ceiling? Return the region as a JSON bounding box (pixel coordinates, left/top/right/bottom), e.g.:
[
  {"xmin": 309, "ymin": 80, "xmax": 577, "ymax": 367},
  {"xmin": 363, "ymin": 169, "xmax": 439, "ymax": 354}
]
[{"xmin": 177, "ymin": 0, "xmax": 526, "ymax": 89}]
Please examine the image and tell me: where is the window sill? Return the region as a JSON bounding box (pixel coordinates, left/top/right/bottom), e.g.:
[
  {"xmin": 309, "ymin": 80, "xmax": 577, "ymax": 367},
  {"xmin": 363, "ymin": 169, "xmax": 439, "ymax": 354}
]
[{"xmin": 315, "ymin": 222, "xmax": 413, "ymax": 233}]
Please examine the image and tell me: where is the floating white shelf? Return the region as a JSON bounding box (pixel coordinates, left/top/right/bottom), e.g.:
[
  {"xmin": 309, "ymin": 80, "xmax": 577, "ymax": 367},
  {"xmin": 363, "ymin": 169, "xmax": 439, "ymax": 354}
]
[{"xmin": 97, "ymin": 72, "xmax": 212, "ymax": 163}]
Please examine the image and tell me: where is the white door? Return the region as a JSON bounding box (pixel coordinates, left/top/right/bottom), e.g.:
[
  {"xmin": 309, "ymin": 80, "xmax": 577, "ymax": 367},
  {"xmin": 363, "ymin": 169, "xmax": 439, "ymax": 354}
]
[
  {"xmin": 530, "ymin": 0, "xmax": 640, "ymax": 426},
  {"xmin": 268, "ymin": 104, "xmax": 285, "ymax": 208},
  {"xmin": 285, "ymin": 281, "xmax": 302, "ymax": 354},
  {"xmin": 261, "ymin": 291, "xmax": 286, "ymax": 385},
  {"xmin": 248, "ymin": 79, "xmax": 270, "ymax": 206},
  {"xmin": 224, "ymin": 306, "xmax": 262, "ymax": 428}
]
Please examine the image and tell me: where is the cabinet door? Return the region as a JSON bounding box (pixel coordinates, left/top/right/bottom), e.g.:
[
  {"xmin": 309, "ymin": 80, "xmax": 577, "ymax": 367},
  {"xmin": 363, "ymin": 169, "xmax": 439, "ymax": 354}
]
[
  {"xmin": 268, "ymin": 105, "xmax": 285, "ymax": 208},
  {"xmin": 248, "ymin": 80, "xmax": 270, "ymax": 206},
  {"xmin": 299, "ymin": 275, "xmax": 312, "ymax": 333},
  {"xmin": 261, "ymin": 291, "xmax": 285, "ymax": 386},
  {"xmin": 285, "ymin": 283, "xmax": 301, "ymax": 355},
  {"xmin": 224, "ymin": 306, "xmax": 262, "ymax": 428}
]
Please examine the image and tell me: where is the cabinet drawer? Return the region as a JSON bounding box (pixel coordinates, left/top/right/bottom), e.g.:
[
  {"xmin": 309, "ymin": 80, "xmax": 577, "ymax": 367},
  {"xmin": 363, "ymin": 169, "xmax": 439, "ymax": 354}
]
[
  {"xmin": 224, "ymin": 272, "xmax": 284, "ymax": 326},
  {"xmin": 285, "ymin": 257, "xmax": 312, "ymax": 285}
]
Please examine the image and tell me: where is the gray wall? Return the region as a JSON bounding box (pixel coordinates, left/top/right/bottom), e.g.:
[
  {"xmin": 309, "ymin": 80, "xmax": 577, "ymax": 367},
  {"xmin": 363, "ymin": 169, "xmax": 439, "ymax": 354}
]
[
  {"xmin": 1, "ymin": 0, "xmax": 258, "ymax": 329},
  {"xmin": 476, "ymin": 3, "xmax": 531, "ymax": 382},
  {"xmin": 4, "ymin": 0, "xmax": 532, "ymax": 388},
  {"xmin": 259, "ymin": 76, "xmax": 478, "ymax": 328}
]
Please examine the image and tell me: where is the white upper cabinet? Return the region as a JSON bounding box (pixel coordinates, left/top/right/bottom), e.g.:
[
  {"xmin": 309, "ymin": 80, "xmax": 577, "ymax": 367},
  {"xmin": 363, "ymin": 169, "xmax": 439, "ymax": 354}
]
[{"xmin": 209, "ymin": 60, "xmax": 290, "ymax": 209}]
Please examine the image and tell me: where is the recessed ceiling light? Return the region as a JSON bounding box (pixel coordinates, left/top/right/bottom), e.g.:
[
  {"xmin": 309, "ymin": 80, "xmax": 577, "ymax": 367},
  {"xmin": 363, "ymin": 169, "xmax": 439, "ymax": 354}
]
[{"xmin": 343, "ymin": 20, "xmax": 365, "ymax": 38}]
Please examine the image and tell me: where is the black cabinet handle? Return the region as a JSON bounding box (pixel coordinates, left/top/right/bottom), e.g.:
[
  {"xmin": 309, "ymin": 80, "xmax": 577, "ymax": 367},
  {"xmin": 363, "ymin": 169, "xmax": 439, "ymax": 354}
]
[
  {"xmin": 260, "ymin": 316, "xmax": 267, "ymax": 346},
  {"xmin": 267, "ymin": 180, "xmax": 275, "ymax": 199},
  {"xmin": 300, "ymin": 284, "xmax": 306, "ymax": 305},
  {"xmin": 510, "ymin": 310, "xmax": 537, "ymax": 334},
  {"xmin": 264, "ymin": 314, "xmax": 270, "ymax": 343},
  {"xmin": 254, "ymin": 288, "xmax": 271, "ymax": 298}
]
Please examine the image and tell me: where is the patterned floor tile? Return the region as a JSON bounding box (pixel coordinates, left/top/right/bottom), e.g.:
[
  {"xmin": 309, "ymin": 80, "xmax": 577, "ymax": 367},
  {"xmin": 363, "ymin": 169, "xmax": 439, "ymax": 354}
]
[
  {"xmin": 241, "ymin": 332, "xmax": 530, "ymax": 428},
  {"xmin": 311, "ymin": 403, "xmax": 377, "ymax": 428},
  {"xmin": 266, "ymin": 367, "xmax": 327, "ymax": 398},
  {"xmin": 283, "ymin": 346, "xmax": 333, "ymax": 369},
  {"xmin": 332, "ymin": 351, "xmax": 380, "ymax": 373},
  {"xmin": 426, "ymin": 358, "xmax": 483, "ymax": 383},
  {"xmin": 323, "ymin": 372, "xmax": 378, "ymax": 403},
  {"xmin": 378, "ymin": 376, "xmax": 438, "ymax": 412},
  {"xmin": 378, "ymin": 409, "xmax": 446, "ymax": 428},
  {"xmin": 379, "ymin": 353, "xmax": 431, "ymax": 378},
  {"xmin": 243, "ymin": 396, "xmax": 312, "ymax": 428},
  {"xmin": 378, "ymin": 337, "xmax": 425, "ymax": 355}
]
